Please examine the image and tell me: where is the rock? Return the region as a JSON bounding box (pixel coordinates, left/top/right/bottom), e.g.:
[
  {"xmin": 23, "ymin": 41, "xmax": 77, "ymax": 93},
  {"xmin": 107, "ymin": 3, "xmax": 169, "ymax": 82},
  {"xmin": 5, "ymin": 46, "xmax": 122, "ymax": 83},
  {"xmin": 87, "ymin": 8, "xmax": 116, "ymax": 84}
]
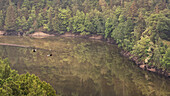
[
  {"xmin": 147, "ymin": 68, "xmax": 156, "ymax": 72},
  {"xmin": 168, "ymin": 73, "xmax": 170, "ymax": 77},
  {"xmin": 139, "ymin": 65, "xmax": 146, "ymax": 70},
  {"xmin": 0, "ymin": 31, "xmax": 5, "ymax": 35}
]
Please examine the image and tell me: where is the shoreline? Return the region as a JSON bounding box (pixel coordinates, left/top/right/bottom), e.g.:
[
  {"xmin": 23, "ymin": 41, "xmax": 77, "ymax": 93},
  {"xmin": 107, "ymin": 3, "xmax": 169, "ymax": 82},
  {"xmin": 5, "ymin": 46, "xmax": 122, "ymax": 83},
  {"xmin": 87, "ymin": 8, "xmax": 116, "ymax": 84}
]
[{"xmin": 1, "ymin": 31, "xmax": 170, "ymax": 78}]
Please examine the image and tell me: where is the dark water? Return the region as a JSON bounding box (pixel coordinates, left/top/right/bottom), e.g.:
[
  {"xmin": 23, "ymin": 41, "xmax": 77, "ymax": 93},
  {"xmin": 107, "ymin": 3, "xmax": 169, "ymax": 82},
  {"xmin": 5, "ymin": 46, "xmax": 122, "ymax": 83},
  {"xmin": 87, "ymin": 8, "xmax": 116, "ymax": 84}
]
[{"xmin": 0, "ymin": 36, "xmax": 170, "ymax": 96}]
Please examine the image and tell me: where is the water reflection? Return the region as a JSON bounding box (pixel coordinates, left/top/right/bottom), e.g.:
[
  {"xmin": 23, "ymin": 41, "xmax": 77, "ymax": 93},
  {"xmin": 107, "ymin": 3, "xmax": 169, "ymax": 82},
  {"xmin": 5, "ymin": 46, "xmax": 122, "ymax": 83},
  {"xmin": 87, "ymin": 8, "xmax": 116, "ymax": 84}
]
[{"xmin": 0, "ymin": 36, "xmax": 170, "ymax": 96}]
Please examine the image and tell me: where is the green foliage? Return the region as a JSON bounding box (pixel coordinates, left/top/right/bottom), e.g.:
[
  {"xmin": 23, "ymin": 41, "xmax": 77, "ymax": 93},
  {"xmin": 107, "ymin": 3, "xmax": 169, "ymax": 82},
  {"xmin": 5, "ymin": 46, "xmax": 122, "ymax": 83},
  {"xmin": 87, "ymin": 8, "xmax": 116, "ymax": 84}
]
[
  {"xmin": 45, "ymin": 7, "xmax": 54, "ymax": 32},
  {"xmin": 132, "ymin": 36, "xmax": 154, "ymax": 60},
  {"xmin": 161, "ymin": 48, "xmax": 170, "ymax": 69},
  {"xmin": 16, "ymin": 16, "xmax": 29, "ymax": 32},
  {"xmin": 0, "ymin": 58, "xmax": 56, "ymax": 96},
  {"xmin": 88, "ymin": 9, "xmax": 105, "ymax": 34},
  {"xmin": 4, "ymin": 5, "xmax": 17, "ymax": 31},
  {"xmin": 69, "ymin": 10, "xmax": 86, "ymax": 33},
  {"xmin": 105, "ymin": 18, "xmax": 113, "ymax": 38},
  {"xmin": 146, "ymin": 13, "xmax": 170, "ymax": 40},
  {"xmin": 84, "ymin": 13, "xmax": 95, "ymax": 33},
  {"xmin": 58, "ymin": 7, "xmax": 72, "ymax": 33},
  {"xmin": 0, "ymin": 10, "xmax": 4, "ymax": 30}
]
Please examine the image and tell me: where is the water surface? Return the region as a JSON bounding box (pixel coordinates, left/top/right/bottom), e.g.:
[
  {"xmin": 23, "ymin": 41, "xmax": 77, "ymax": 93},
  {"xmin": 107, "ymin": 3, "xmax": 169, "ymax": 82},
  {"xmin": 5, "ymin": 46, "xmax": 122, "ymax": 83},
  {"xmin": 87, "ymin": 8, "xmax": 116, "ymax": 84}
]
[{"xmin": 0, "ymin": 36, "xmax": 170, "ymax": 96}]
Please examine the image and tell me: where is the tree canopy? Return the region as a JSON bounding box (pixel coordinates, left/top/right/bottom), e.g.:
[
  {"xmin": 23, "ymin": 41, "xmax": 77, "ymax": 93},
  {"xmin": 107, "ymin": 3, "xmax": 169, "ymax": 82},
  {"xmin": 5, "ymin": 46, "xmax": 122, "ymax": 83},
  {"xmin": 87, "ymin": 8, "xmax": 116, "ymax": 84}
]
[{"xmin": 0, "ymin": 58, "xmax": 56, "ymax": 96}]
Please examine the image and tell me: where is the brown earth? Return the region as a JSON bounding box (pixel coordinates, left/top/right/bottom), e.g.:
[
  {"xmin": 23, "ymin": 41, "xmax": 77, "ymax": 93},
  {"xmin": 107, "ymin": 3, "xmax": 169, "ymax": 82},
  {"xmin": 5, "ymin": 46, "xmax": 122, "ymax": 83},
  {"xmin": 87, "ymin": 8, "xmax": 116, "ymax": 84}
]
[{"xmin": 29, "ymin": 32, "xmax": 55, "ymax": 37}]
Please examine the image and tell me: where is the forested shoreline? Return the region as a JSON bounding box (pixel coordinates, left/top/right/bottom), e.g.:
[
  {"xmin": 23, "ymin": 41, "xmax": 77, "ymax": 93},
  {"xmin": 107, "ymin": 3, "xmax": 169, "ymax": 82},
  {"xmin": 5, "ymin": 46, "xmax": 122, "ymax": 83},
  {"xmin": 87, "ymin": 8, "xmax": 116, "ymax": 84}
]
[{"xmin": 0, "ymin": 0, "xmax": 170, "ymax": 74}]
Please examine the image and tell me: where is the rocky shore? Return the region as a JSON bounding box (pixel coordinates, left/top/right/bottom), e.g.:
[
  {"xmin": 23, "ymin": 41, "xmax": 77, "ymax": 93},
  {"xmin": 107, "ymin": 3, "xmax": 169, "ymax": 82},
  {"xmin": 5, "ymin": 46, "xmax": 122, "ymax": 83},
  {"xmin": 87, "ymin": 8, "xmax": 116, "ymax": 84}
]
[{"xmin": 120, "ymin": 50, "xmax": 170, "ymax": 78}]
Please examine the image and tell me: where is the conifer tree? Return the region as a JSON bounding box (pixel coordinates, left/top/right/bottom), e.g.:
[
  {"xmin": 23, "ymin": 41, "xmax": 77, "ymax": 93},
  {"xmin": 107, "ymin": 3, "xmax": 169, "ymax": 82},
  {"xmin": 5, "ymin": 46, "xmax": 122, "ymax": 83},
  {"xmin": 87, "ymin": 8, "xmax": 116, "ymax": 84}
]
[
  {"xmin": 155, "ymin": 4, "xmax": 159, "ymax": 13},
  {"xmin": 110, "ymin": 0, "xmax": 113, "ymax": 8},
  {"xmin": 4, "ymin": 5, "xmax": 17, "ymax": 31},
  {"xmin": 129, "ymin": 0, "xmax": 138, "ymax": 18},
  {"xmin": 121, "ymin": 0, "xmax": 124, "ymax": 7},
  {"xmin": 0, "ymin": 10, "xmax": 4, "ymax": 30}
]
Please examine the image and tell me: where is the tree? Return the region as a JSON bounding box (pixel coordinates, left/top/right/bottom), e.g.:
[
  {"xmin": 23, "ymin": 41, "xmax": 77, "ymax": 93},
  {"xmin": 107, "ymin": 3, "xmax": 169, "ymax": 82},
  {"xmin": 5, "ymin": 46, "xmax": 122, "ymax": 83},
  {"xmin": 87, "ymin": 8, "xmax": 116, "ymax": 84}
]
[
  {"xmin": 104, "ymin": 16, "xmax": 118, "ymax": 38},
  {"xmin": 16, "ymin": 16, "xmax": 29, "ymax": 32},
  {"xmin": 44, "ymin": 7, "xmax": 53, "ymax": 32},
  {"xmin": 58, "ymin": 7, "xmax": 72, "ymax": 33},
  {"xmin": 70, "ymin": 10, "xmax": 86, "ymax": 33},
  {"xmin": 0, "ymin": 10, "xmax": 4, "ymax": 30},
  {"xmin": 37, "ymin": 12, "xmax": 44, "ymax": 28},
  {"xmin": 121, "ymin": 0, "xmax": 124, "ymax": 7},
  {"xmin": 132, "ymin": 35, "xmax": 154, "ymax": 61},
  {"xmin": 152, "ymin": 45, "xmax": 163, "ymax": 67},
  {"xmin": 4, "ymin": 5, "xmax": 17, "ymax": 31},
  {"xmin": 146, "ymin": 13, "xmax": 170, "ymax": 40},
  {"xmin": 82, "ymin": 0, "xmax": 90, "ymax": 13},
  {"xmin": 84, "ymin": 13, "xmax": 95, "ymax": 34},
  {"xmin": 161, "ymin": 48, "xmax": 170, "ymax": 70},
  {"xmin": 88, "ymin": 9, "xmax": 105, "ymax": 34},
  {"xmin": 0, "ymin": 58, "xmax": 56, "ymax": 96},
  {"xmin": 110, "ymin": 0, "xmax": 113, "ymax": 8},
  {"xmin": 21, "ymin": 0, "xmax": 31, "ymax": 10},
  {"xmin": 155, "ymin": 4, "xmax": 159, "ymax": 13},
  {"xmin": 26, "ymin": 7, "xmax": 37, "ymax": 33},
  {"xmin": 99, "ymin": 0, "xmax": 107, "ymax": 11},
  {"xmin": 122, "ymin": 18, "xmax": 134, "ymax": 51},
  {"xmin": 52, "ymin": 13, "xmax": 60, "ymax": 32},
  {"xmin": 134, "ymin": 11, "xmax": 146, "ymax": 41},
  {"xmin": 129, "ymin": 1, "xmax": 138, "ymax": 18}
]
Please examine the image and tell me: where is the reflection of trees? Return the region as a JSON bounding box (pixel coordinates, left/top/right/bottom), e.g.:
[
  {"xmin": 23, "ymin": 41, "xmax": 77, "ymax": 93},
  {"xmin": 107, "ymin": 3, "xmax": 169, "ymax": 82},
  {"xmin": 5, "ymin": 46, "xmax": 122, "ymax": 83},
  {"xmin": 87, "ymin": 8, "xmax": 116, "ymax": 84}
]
[{"xmin": 0, "ymin": 37, "xmax": 170, "ymax": 96}]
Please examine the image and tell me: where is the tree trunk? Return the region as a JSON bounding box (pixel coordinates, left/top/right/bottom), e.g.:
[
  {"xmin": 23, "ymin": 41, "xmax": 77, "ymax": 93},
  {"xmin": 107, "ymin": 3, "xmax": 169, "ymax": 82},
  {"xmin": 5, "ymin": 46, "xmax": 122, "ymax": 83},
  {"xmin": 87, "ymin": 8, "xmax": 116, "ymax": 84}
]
[
  {"xmin": 121, "ymin": 0, "xmax": 124, "ymax": 7},
  {"xmin": 110, "ymin": 0, "xmax": 113, "ymax": 8}
]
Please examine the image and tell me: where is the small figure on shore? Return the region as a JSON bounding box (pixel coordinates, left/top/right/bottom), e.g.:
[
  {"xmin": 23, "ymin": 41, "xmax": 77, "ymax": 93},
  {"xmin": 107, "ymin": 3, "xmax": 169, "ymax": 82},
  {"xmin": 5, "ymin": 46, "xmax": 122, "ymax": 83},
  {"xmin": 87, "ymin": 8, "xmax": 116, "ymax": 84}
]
[
  {"xmin": 33, "ymin": 49, "xmax": 37, "ymax": 52},
  {"xmin": 47, "ymin": 54, "xmax": 52, "ymax": 57}
]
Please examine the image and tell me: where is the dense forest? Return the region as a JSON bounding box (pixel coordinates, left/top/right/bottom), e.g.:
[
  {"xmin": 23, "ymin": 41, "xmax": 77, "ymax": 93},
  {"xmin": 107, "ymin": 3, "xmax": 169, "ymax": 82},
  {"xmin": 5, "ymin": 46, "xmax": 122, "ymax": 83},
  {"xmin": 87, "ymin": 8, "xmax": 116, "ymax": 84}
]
[
  {"xmin": 0, "ymin": 58, "xmax": 56, "ymax": 96},
  {"xmin": 0, "ymin": 0, "xmax": 170, "ymax": 77}
]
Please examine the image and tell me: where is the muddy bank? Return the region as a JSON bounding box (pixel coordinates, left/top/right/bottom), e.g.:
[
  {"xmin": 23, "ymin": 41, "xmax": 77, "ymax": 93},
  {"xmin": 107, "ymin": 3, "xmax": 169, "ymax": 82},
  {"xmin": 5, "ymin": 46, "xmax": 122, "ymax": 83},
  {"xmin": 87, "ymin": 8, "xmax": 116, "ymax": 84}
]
[
  {"xmin": 120, "ymin": 50, "xmax": 170, "ymax": 78},
  {"xmin": 29, "ymin": 32, "xmax": 55, "ymax": 37}
]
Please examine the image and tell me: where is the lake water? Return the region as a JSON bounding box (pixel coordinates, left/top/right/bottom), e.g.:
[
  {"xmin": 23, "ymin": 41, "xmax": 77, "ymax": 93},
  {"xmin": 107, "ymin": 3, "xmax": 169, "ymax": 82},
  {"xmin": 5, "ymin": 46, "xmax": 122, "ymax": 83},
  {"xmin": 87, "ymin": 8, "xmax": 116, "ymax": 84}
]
[{"xmin": 0, "ymin": 36, "xmax": 170, "ymax": 96}]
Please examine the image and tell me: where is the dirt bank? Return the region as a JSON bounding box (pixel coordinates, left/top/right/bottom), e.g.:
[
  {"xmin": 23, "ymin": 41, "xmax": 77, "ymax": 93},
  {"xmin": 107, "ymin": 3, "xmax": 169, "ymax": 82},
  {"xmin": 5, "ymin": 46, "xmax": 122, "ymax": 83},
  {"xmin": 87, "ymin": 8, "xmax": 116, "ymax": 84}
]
[{"xmin": 29, "ymin": 32, "xmax": 55, "ymax": 37}]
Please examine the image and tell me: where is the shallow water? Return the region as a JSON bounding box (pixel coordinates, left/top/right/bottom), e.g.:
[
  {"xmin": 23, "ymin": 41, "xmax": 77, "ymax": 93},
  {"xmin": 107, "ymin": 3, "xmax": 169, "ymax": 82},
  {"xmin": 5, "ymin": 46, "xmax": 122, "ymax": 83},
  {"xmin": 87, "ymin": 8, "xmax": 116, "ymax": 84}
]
[{"xmin": 0, "ymin": 36, "xmax": 170, "ymax": 96}]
